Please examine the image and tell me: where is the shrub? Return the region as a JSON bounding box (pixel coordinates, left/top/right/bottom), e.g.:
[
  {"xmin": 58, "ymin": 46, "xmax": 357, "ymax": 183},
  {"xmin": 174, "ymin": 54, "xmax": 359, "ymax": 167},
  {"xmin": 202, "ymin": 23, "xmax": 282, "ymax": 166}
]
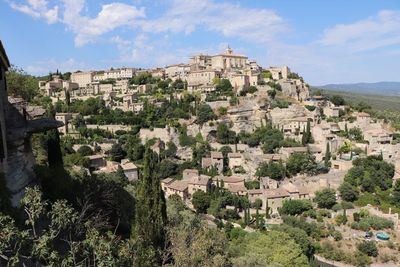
[
  {"xmin": 279, "ymin": 200, "xmax": 313, "ymax": 216},
  {"xmin": 314, "ymin": 188, "xmax": 337, "ymax": 209},
  {"xmin": 351, "ymin": 215, "xmax": 394, "ymax": 231},
  {"xmin": 357, "ymin": 241, "xmax": 378, "ymax": 257},
  {"xmin": 335, "ymin": 215, "xmax": 348, "ymax": 226},
  {"xmin": 331, "ymin": 230, "xmax": 343, "ymax": 241}
]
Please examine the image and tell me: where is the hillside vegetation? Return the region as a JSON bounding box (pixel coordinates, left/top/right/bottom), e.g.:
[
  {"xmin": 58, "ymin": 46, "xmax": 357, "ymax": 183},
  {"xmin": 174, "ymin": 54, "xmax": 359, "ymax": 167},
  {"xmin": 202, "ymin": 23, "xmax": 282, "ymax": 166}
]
[{"xmin": 312, "ymin": 88, "xmax": 400, "ymax": 130}]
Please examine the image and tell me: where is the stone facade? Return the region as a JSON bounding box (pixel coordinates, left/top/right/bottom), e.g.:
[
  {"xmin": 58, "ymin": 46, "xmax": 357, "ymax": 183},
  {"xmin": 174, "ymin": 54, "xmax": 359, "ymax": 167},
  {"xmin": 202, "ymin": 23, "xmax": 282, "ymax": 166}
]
[{"xmin": 0, "ymin": 41, "xmax": 63, "ymax": 206}]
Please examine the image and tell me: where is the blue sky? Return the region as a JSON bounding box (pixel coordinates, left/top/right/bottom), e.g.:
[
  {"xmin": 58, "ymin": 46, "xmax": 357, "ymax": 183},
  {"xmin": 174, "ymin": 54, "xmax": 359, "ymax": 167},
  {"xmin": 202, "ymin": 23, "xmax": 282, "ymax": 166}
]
[{"xmin": 1, "ymin": 0, "xmax": 399, "ymax": 85}]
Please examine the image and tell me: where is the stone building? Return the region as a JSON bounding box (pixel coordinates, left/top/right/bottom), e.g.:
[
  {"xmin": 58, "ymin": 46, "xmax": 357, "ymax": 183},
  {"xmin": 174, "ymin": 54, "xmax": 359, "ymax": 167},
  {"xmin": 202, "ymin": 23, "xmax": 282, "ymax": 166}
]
[
  {"xmin": 0, "ymin": 41, "xmax": 62, "ymax": 206},
  {"xmin": 268, "ymin": 66, "xmax": 290, "ymax": 80},
  {"xmin": 211, "ymin": 46, "xmax": 248, "ymax": 72},
  {"xmin": 71, "ymin": 71, "xmax": 94, "ymax": 88}
]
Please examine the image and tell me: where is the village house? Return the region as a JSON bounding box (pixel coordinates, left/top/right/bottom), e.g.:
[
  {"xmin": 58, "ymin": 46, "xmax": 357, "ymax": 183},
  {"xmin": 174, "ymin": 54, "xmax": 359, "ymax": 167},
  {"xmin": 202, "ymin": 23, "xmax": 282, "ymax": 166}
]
[
  {"xmin": 55, "ymin": 112, "xmax": 79, "ymax": 134},
  {"xmin": 268, "ymin": 66, "xmax": 290, "ymax": 80},
  {"xmin": 212, "ymin": 175, "xmax": 245, "ymax": 189},
  {"xmin": 331, "ymin": 159, "xmax": 353, "ymax": 171},
  {"xmin": 202, "ymin": 151, "xmax": 224, "ymax": 173},
  {"xmin": 120, "ymin": 159, "xmax": 138, "ymax": 182},
  {"xmin": 161, "ymin": 171, "xmax": 211, "ymax": 201},
  {"xmin": 39, "ymin": 74, "xmax": 79, "ymax": 97},
  {"xmin": 188, "ymin": 175, "xmax": 211, "ymax": 197},
  {"xmin": 165, "ymin": 63, "xmax": 190, "ymax": 80},
  {"xmin": 86, "ymin": 154, "xmax": 106, "ymax": 169},
  {"xmin": 71, "ymin": 71, "xmax": 94, "ymax": 88},
  {"xmin": 228, "ymin": 152, "xmax": 244, "ymax": 171},
  {"xmin": 183, "ymin": 169, "xmax": 199, "ymax": 179},
  {"xmin": 161, "ymin": 178, "xmax": 189, "ymax": 200}
]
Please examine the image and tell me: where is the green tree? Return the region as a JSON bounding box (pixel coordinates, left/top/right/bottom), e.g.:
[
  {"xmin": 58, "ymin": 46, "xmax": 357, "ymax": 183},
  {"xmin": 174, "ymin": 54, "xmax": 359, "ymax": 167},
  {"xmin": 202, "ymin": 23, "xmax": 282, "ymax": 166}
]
[
  {"xmin": 324, "ymin": 142, "xmax": 331, "ymax": 168},
  {"xmin": 109, "ymin": 143, "xmax": 126, "ymax": 162},
  {"xmin": 286, "ymin": 153, "xmax": 317, "ymax": 176},
  {"xmin": 46, "ymin": 129, "xmax": 63, "ymax": 168},
  {"xmin": 197, "ymin": 104, "xmax": 216, "ymax": 125},
  {"xmin": 279, "ymin": 200, "xmax": 313, "ymax": 216},
  {"xmin": 339, "ymin": 182, "xmax": 359, "ymax": 202},
  {"xmin": 77, "ymin": 145, "xmax": 93, "ymax": 156},
  {"xmin": 134, "ymin": 146, "xmax": 167, "ymax": 266},
  {"xmin": 216, "ymin": 122, "xmax": 236, "ymax": 144},
  {"xmin": 192, "ymin": 190, "xmax": 211, "ymax": 213},
  {"xmin": 329, "ymin": 95, "xmax": 346, "ymax": 106},
  {"xmin": 231, "ymin": 231, "xmax": 309, "ymax": 267},
  {"xmin": 392, "ymin": 180, "xmax": 400, "ymax": 206},
  {"xmin": 314, "ymin": 188, "xmax": 337, "ymax": 209},
  {"xmin": 6, "ymin": 65, "xmax": 39, "ymax": 101}
]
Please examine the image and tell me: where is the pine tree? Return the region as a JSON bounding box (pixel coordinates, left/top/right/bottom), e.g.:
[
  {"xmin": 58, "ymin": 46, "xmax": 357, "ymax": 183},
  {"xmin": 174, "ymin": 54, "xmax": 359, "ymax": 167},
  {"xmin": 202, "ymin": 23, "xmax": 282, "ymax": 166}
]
[
  {"xmin": 324, "ymin": 143, "xmax": 331, "ymax": 168},
  {"xmin": 134, "ymin": 146, "xmax": 167, "ymax": 266}
]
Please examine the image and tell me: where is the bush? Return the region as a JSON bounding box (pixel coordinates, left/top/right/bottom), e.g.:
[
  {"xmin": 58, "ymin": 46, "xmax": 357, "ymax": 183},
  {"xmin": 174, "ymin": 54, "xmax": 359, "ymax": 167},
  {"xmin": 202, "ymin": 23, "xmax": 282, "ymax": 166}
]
[
  {"xmin": 280, "ymin": 200, "xmax": 313, "ymax": 216},
  {"xmin": 314, "ymin": 188, "xmax": 337, "ymax": 209},
  {"xmin": 357, "ymin": 241, "xmax": 378, "ymax": 257},
  {"xmin": 331, "ymin": 230, "xmax": 343, "ymax": 241},
  {"xmin": 335, "ymin": 215, "xmax": 348, "ymax": 226},
  {"xmin": 351, "ymin": 215, "xmax": 394, "ymax": 231}
]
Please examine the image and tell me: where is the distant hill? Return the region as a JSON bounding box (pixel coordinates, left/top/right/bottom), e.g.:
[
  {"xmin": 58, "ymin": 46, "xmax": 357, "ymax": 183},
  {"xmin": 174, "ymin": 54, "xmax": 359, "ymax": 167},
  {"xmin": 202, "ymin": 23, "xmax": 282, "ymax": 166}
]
[{"xmin": 315, "ymin": 82, "xmax": 400, "ymax": 96}]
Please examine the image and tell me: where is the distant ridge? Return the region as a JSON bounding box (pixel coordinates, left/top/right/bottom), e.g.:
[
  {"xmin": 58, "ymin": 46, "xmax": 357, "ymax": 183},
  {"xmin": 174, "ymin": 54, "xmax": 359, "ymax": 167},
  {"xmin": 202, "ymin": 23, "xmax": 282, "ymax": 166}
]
[{"xmin": 315, "ymin": 81, "xmax": 400, "ymax": 96}]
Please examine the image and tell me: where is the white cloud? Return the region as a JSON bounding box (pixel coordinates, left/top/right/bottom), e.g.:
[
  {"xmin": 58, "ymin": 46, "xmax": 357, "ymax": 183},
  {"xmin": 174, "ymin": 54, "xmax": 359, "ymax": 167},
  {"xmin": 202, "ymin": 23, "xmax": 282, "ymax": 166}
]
[
  {"xmin": 319, "ymin": 10, "xmax": 400, "ymax": 52},
  {"xmin": 9, "ymin": 0, "xmax": 59, "ymax": 24},
  {"xmin": 61, "ymin": 0, "xmax": 145, "ymax": 46},
  {"xmin": 9, "ymin": 0, "xmax": 146, "ymax": 46},
  {"xmin": 25, "ymin": 58, "xmax": 87, "ymax": 75},
  {"xmin": 140, "ymin": 0, "xmax": 287, "ymax": 44}
]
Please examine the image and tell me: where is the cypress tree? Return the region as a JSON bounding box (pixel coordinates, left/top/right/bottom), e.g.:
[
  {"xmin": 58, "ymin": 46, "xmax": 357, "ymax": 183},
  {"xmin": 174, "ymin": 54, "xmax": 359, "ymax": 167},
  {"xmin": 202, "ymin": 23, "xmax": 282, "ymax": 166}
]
[
  {"xmin": 47, "ymin": 129, "xmax": 63, "ymax": 168},
  {"xmin": 301, "ymin": 126, "xmax": 306, "ymax": 145},
  {"xmin": 256, "ymin": 207, "xmax": 259, "ymax": 228},
  {"xmin": 324, "ymin": 142, "xmax": 331, "ymax": 168},
  {"xmin": 134, "ymin": 146, "xmax": 167, "ymax": 265},
  {"xmin": 306, "ymin": 120, "xmax": 313, "ymax": 144}
]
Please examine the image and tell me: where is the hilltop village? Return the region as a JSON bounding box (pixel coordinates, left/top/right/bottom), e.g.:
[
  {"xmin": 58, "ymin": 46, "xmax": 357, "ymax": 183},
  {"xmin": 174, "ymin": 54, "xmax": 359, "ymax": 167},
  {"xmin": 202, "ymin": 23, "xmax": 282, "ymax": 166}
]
[{"xmin": 2, "ymin": 43, "xmax": 400, "ymax": 266}]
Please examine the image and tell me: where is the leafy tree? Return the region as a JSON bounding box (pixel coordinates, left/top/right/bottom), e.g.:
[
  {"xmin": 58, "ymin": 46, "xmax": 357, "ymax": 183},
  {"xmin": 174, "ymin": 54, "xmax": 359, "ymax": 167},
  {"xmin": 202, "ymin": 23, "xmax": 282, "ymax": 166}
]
[
  {"xmin": 271, "ymin": 225, "xmax": 315, "ymax": 258},
  {"xmin": 6, "ymin": 65, "xmax": 39, "ymax": 101},
  {"xmin": 286, "ymin": 153, "xmax": 317, "ymax": 177},
  {"xmin": 255, "ymin": 161, "xmax": 286, "ymax": 180},
  {"xmin": 216, "ymin": 122, "xmax": 236, "ymax": 144},
  {"xmin": 231, "ymin": 231, "xmax": 309, "ymax": 267},
  {"xmin": 280, "ymin": 200, "xmax": 313, "ymax": 216},
  {"xmin": 109, "ymin": 143, "xmax": 126, "ymax": 162},
  {"xmin": 134, "ymin": 146, "xmax": 167, "ymax": 266},
  {"xmin": 166, "ymin": 203, "xmax": 229, "ymax": 266},
  {"xmin": 348, "ymin": 128, "xmax": 364, "ymax": 142},
  {"xmin": 314, "ymin": 188, "xmax": 337, "ymax": 209},
  {"xmin": 357, "ymin": 241, "xmax": 378, "ymax": 257},
  {"xmin": 192, "ymin": 190, "xmax": 211, "ymax": 213},
  {"xmin": 197, "ymin": 104, "xmax": 216, "ymax": 125},
  {"xmin": 215, "ymin": 79, "xmax": 233, "ymax": 94},
  {"xmin": 77, "ymin": 145, "xmax": 93, "ymax": 156},
  {"xmin": 392, "ymin": 180, "xmax": 400, "ymax": 206},
  {"xmin": 165, "ymin": 141, "xmax": 177, "ymax": 158},
  {"xmin": 329, "ymin": 95, "xmax": 346, "ymax": 106},
  {"xmin": 344, "ymin": 156, "xmax": 395, "ymax": 192},
  {"xmin": 339, "ymin": 182, "xmax": 359, "ymax": 202}
]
